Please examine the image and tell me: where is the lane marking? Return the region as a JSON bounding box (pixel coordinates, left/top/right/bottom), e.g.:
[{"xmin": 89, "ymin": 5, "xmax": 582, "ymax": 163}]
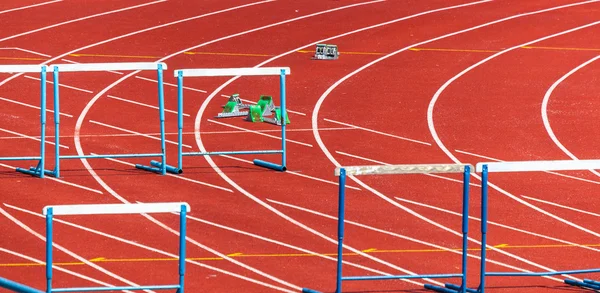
[
  {"xmin": 0, "ymin": 56, "xmax": 46, "ymax": 61},
  {"xmin": 88, "ymin": 120, "xmax": 192, "ymax": 148},
  {"xmin": 184, "ymin": 51, "xmax": 273, "ymax": 57},
  {"xmin": 136, "ymin": 76, "xmax": 207, "ymax": 93},
  {"xmin": 0, "ymin": 96, "xmax": 73, "ymax": 117},
  {"xmin": 219, "ymin": 154, "xmax": 361, "ymax": 190},
  {"xmin": 522, "ymin": 45, "xmax": 600, "ymax": 52},
  {"xmin": 61, "ymin": 58, "xmax": 123, "ymax": 75},
  {"xmin": 0, "ymin": 0, "xmax": 62, "ymax": 15},
  {"xmin": 12, "ymin": 47, "xmax": 52, "ymax": 57},
  {"xmin": 107, "ymin": 95, "xmax": 190, "ymax": 117},
  {"xmin": 324, "ymin": 118, "xmax": 431, "ymax": 146},
  {"xmin": 0, "ymin": 162, "xmax": 103, "ymax": 194},
  {"xmin": 409, "ymin": 47, "xmax": 498, "ymax": 53},
  {"xmin": 69, "ymin": 53, "xmax": 160, "ymax": 59},
  {"xmin": 0, "ymin": 127, "xmax": 69, "ymax": 149},
  {"xmin": 207, "ymin": 119, "xmax": 313, "ymax": 147},
  {"xmin": 96, "ymin": 153, "xmax": 233, "ymax": 193},
  {"xmin": 24, "ymin": 75, "xmax": 93, "ymax": 94},
  {"xmin": 335, "ymin": 150, "xmax": 481, "ymax": 187},
  {"xmin": 521, "ymin": 195, "xmax": 600, "ymax": 217}
]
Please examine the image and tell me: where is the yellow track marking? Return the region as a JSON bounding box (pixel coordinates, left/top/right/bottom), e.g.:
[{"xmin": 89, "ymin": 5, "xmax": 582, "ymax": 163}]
[
  {"xmin": 184, "ymin": 51, "xmax": 272, "ymax": 57},
  {"xmin": 409, "ymin": 47, "xmax": 499, "ymax": 53},
  {"xmin": 362, "ymin": 248, "xmax": 377, "ymax": 252},
  {"xmin": 521, "ymin": 45, "xmax": 600, "ymax": 52},
  {"xmin": 68, "ymin": 53, "xmax": 160, "ymax": 59},
  {"xmin": 494, "ymin": 244, "xmax": 509, "ymax": 248},
  {"xmin": 227, "ymin": 252, "xmax": 243, "ymax": 257},
  {"xmin": 0, "ymin": 57, "xmax": 47, "ymax": 61},
  {"xmin": 89, "ymin": 257, "xmax": 105, "ymax": 262}
]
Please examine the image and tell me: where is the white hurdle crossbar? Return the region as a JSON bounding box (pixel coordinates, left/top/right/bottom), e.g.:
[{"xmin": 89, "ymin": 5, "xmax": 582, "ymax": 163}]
[{"xmin": 43, "ymin": 202, "xmax": 189, "ymax": 293}]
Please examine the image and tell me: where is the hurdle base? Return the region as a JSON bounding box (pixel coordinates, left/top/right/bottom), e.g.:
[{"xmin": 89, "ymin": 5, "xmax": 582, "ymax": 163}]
[
  {"xmin": 425, "ymin": 283, "xmax": 479, "ymax": 293},
  {"xmin": 253, "ymin": 159, "xmax": 286, "ymax": 171},
  {"xmin": 16, "ymin": 166, "xmax": 55, "ymax": 178},
  {"xmin": 565, "ymin": 279, "xmax": 600, "ymax": 290},
  {"xmin": 301, "ymin": 288, "xmax": 322, "ymax": 293},
  {"xmin": 150, "ymin": 160, "xmax": 182, "ymax": 174},
  {"xmin": 135, "ymin": 164, "xmax": 165, "ymax": 174}
]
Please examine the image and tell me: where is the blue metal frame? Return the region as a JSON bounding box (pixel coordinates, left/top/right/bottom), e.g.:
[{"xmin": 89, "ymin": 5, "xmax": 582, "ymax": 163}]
[
  {"xmin": 0, "ymin": 277, "xmax": 44, "ymax": 293},
  {"xmin": 441, "ymin": 164, "xmax": 600, "ymax": 293},
  {"xmin": 42, "ymin": 64, "xmax": 167, "ymax": 178},
  {"xmin": 152, "ymin": 68, "xmax": 288, "ymax": 174},
  {"xmin": 44, "ymin": 204, "xmax": 187, "ymax": 293},
  {"xmin": 303, "ymin": 166, "xmax": 471, "ymax": 293},
  {"xmin": 0, "ymin": 65, "xmax": 47, "ymax": 178}
]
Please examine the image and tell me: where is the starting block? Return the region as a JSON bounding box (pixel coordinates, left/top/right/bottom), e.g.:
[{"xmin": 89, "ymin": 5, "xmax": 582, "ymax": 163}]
[
  {"xmin": 313, "ymin": 44, "xmax": 339, "ymax": 60},
  {"xmin": 247, "ymin": 105, "xmax": 264, "ymax": 122},
  {"xmin": 264, "ymin": 108, "xmax": 290, "ymax": 126},
  {"xmin": 217, "ymin": 94, "xmax": 250, "ymax": 118}
]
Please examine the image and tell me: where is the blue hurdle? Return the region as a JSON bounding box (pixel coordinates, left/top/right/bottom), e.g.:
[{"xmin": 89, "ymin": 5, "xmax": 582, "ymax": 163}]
[
  {"xmin": 43, "ymin": 202, "xmax": 189, "ymax": 293},
  {"xmin": 42, "ymin": 62, "xmax": 168, "ymax": 177},
  {"xmin": 0, "ymin": 65, "xmax": 49, "ymax": 178},
  {"xmin": 303, "ymin": 164, "xmax": 473, "ymax": 293},
  {"xmin": 148, "ymin": 67, "xmax": 290, "ymax": 174},
  {"xmin": 442, "ymin": 159, "xmax": 600, "ymax": 293},
  {"xmin": 0, "ymin": 277, "xmax": 44, "ymax": 293}
]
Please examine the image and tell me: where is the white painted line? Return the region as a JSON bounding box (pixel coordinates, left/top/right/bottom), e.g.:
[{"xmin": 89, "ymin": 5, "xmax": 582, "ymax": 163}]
[
  {"xmin": 0, "ymin": 0, "xmax": 62, "ymax": 15},
  {"xmin": 455, "ymin": 149, "xmax": 600, "ymax": 185},
  {"xmin": 176, "ymin": 67, "xmax": 290, "ymax": 77},
  {"xmin": 24, "ymin": 75, "xmax": 93, "ymax": 94},
  {"xmin": 208, "ymin": 119, "xmax": 312, "ymax": 147},
  {"xmin": 12, "ymin": 47, "xmax": 51, "ymax": 57},
  {"xmin": 0, "ymin": 127, "xmax": 69, "ymax": 149},
  {"xmin": 219, "ymin": 154, "xmax": 361, "ymax": 190},
  {"xmin": 107, "ymin": 95, "xmax": 190, "ymax": 117},
  {"xmin": 220, "ymin": 94, "xmax": 306, "ymax": 116},
  {"xmin": 476, "ymin": 159, "xmax": 600, "ymax": 173},
  {"xmin": 522, "ymin": 195, "xmax": 600, "ymax": 217},
  {"xmin": 97, "ymin": 154, "xmax": 233, "ymax": 193},
  {"xmin": 0, "ymin": 65, "xmax": 46, "ymax": 73},
  {"xmin": 44, "ymin": 202, "xmax": 190, "ymax": 216},
  {"xmin": 542, "ymin": 55, "xmax": 600, "ymax": 178},
  {"xmin": 61, "ymin": 58, "xmax": 124, "ymax": 75},
  {"xmin": 51, "ymin": 62, "xmax": 166, "ymax": 72},
  {"xmin": 266, "ymin": 198, "xmax": 560, "ymax": 278},
  {"xmin": 335, "ymin": 151, "xmax": 480, "ymax": 187},
  {"xmin": 88, "ymin": 120, "xmax": 192, "ymax": 148},
  {"xmin": 0, "ymin": 96, "xmax": 72, "ymax": 117},
  {"xmin": 0, "ymin": 162, "xmax": 103, "ymax": 194},
  {"xmin": 0, "ymin": 0, "xmax": 167, "ymax": 43},
  {"xmin": 136, "ymin": 76, "xmax": 207, "ymax": 93},
  {"xmin": 324, "ymin": 118, "xmax": 431, "ymax": 146},
  {"xmin": 394, "ymin": 196, "xmax": 600, "ymax": 253}
]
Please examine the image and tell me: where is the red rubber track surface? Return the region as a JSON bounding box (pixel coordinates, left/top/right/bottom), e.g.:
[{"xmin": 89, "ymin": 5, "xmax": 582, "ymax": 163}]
[{"xmin": 1, "ymin": 0, "xmax": 600, "ymax": 292}]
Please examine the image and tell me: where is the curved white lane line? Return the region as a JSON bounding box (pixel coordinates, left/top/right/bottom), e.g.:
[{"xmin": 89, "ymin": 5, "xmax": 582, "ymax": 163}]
[
  {"xmin": 312, "ymin": 0, "xmax": 600, "ymax": 282},
  {"xmin": 0, "ymin": 0, "xmax": 62, "ymax": 15},
  {"xmin": 65, "ymin": 0, "xmax": 396, "ymax": 290},
  {"xmin": 0, "ymin": 207, "xmax": 153, "ymax": 293},
  {"xmin": 542, "ymin": 55, "xmax": 600, "ymax": 178},
  {"xmin": 427, "ymin": 24, "xmax": 600, "ymax": 239},
  {"xmin": 0, "ymin": 247, "xmax": 128, "ymax": 291}
]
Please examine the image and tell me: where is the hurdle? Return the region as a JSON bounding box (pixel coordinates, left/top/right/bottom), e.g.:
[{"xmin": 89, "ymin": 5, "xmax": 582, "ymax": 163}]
[
  {"xmin": 40, "ymin": 62, "xmax": 168, "ymax": 177},
  {"xmin": 0, "ymin": 65, "xmax": 49, "ymax": 178},
  {"xmin": 303, "ymin": 164, "xmax": 473, "ymax": 293},
  {"xmin": 43, "ymin": 202, "xmax": 189, "ymax": 293},
  {"xmin": 441, "ymin": 159, "xmax": 600, "ymax": 293},
  {"xmin": 149, "ymin": 67, "xmax": 290, "ymax": 174}
]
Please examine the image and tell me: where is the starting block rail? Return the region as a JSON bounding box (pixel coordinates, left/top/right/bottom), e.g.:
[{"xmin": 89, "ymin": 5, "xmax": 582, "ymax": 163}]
[
  {"xmin": 441, "ymin": 159, "xmax": 600, "ymax": 293},
  {"xmin": 43, "ymin": 62, "xmax": 168, "ymax": 178},
  {"xmin": 43, "ymin": 202, "xmax": 189, "ymax": 293},
  {"xmin": 150, "ymin": 67, "xmax": 291, "ymax": 174},
  {"xmin": 0, "ymin": 65, "xmax": 49, "ymax": 178},
  {"xmin": 303, "ymin": 164, "xmax": 473, "ymax": 293}
]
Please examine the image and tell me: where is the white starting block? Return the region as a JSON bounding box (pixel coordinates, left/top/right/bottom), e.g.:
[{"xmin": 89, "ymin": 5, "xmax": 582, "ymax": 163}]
[{"xmin": 313, "ymin": 44, "xmax": 339, "ymax": 60}]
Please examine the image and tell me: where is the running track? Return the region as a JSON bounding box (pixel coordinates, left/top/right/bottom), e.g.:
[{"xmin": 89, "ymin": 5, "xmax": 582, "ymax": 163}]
[{"xmin": 1, "ymin": 0, "xmax": 600, "ymax": 292}]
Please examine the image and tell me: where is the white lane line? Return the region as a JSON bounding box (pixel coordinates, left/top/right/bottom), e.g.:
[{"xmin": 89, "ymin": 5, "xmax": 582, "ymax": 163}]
[
  {"xmin": 335, "ymin": 150, "xmax": 481, "ymax": 187},
  {"xmin": 88, "ymin": 120, "xmax": 192, "ymax": 148},
  {"xmin": 135, "ymin": 76, "xmax": 207, "ymax": 93},
  {"xmin": 267, "ymin": 198, "xmax": 561, "ymax": 279},
  {"xmin": 0, "ymin": 247, "xmax": 130, "ymax": 292},
  {"xmin": 221, "ymin": 94, "xmax": 306, "ymax": 116},
  {"xmin": 394, "ymin": 196, "xmax": 600, "ymax": 253},
  {"xmin": 455, "ymin": 149, "xmax": 600, "ymax": 185},
  {"xmin": 0, "ymin": 96, "xmax": 72, "ymax": 117},
  {"xmin": 107, "ymin": 95, "xmax": 190, "ymax": 117},
  {"xmin": 521, "ymin": 195, "xmax": 600, "ymax": 217},
  {"xmin": 12, "ymin": 47, "xmax": 52, "ymax": 57},
  {"xmin": 324, "ymin": 118, "xmax": 431, "ymax": 146},
  {"xmin": 61, "ymin": 58, "xmax": 124, "ymax": 75},
  {"xmin": 313, "ymin": 1, "xmax": 600, "ymax": 282},
  {"xmin": 0, "ymin": 0, "xmax": 167, "ymax": 43},
  {"xmin": 24, "ymin": 75, "xmax": 93, "ymax": 94},
  {"xmin": 94, "ymin": 153, "xmax": 233, "ymax": 193},
  {"xmin": 542, "ymin": 55, "xmax": 600, "ymax": 178},
  {"xmin": 0, "ymin": 127, "xmax": 69, "ymax": 149},
  {"xmin": 0, "ymin": 0, "xmax": 62, "ymax": 15},
  {"xmin": 2, "ymin": 203, "xmax": 296, "ymax": 293},
  {"xmin": 0, "ymin": 162, "xmax": 103, "ymax": 194},
  {"xmin": 207, "ymin": 119, "xmax": 313, "ymax": 147},
  {"xmin": 0, "ymin": 207, "xmax": 154, "ymax": 292},
  {"xmin": 219, "ymin": 154, "xmax": 361, "ymax": 190}
]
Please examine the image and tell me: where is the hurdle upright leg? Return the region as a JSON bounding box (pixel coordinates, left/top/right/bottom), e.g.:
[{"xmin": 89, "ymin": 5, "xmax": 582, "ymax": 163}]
[
  {"xmin": 52, "ymin": 66, "xmax": 60, "ymax": 178},
  {"xmin": 279, "ymin": 69, "xmax": 287, "ymax": 170},
  {"xmin": 178, "ymin": 204, "xmax": 187, "ymax": 293},
  {"xmin": 460, "ymin": 166, "xmax": 470, "ymax": 293},
  {"xmin": 479, "ymin": 165, "xmax": 489, "ymax": 293},
  {"xmin": 335, "ymin": 168, "xmax": 347, "ymax": 293},
  {"xmin": 45, "ymin": 208, "xmax": 53, "ymax": 293}
]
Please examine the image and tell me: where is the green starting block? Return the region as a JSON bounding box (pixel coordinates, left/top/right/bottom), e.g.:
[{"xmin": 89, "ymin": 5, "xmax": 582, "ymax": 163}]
[
  {"xmin": 247, "ymin": 105, "xmax": 264, "ymax": 122},
  {"xmin": 217, "ymin": 93, "xmax": 250, "ymax": 118}
]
